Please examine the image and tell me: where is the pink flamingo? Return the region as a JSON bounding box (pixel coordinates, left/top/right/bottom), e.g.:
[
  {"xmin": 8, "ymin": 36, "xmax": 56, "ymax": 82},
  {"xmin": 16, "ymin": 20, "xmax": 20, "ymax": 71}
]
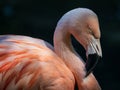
[{"xmin": 0, "ymin": 8, "xmax": 102, "ymax": 90}]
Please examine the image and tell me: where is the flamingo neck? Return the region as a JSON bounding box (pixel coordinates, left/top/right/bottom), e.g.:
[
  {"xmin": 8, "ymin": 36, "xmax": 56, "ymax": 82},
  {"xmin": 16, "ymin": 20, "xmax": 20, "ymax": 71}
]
[{"xmin": 54, "ymin": 26, "xmax": 86, "ymax": 89}]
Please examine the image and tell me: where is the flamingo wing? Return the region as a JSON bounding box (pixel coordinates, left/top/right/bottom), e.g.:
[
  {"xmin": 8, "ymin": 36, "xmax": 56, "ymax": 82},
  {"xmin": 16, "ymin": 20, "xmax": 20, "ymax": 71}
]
[{"xmin": 0, "ymin": 35, "xmax": 74, "ymax": 90}]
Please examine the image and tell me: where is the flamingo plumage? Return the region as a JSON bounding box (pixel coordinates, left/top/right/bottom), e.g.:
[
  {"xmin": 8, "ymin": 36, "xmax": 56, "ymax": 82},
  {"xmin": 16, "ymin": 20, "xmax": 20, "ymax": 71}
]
[{"xmin": 0, "ymin": 8, "xmax": 102, "ymax": 90}]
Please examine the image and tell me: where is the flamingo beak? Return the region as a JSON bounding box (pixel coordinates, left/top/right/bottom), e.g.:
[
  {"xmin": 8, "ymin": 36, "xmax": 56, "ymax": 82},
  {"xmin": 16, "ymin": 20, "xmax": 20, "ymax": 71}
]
[{"xmin": 85, "ymin": 39, "xmax": 102, "ymax": 77}]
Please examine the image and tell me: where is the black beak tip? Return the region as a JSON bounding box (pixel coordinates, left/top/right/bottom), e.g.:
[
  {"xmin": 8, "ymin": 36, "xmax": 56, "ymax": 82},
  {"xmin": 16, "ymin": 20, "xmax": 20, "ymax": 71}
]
[{"xmin": 85, "ymin": 53, "xmax": 101, "ymax": 77}]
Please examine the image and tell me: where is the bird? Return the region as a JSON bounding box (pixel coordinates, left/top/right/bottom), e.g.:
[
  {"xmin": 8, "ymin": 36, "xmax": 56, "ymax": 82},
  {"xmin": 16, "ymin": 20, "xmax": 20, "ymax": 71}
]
[{"xmin": 0, "ymin": 8, "xmax": 102, "ymax": 90}]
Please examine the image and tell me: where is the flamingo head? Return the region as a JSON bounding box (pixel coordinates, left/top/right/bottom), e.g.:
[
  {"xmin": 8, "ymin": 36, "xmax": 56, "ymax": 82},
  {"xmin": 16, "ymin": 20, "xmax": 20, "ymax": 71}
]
[{"xmin": 68, "ymin": 8, "xmax": 102, "ymax": 77}]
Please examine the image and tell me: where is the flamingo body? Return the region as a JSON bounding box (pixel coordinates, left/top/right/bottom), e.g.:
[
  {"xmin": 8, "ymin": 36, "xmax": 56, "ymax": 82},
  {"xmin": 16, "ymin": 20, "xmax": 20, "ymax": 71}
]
[{"xmin": 0, "ymin": 35, "xmax": 74, "ymax": 90}]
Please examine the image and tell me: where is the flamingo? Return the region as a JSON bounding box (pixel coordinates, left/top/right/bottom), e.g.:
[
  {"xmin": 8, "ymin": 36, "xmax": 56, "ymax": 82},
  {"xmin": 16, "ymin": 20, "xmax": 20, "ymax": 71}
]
[{"xmin": 0, "ymin": 8, "xmax": 102, "ymax": 90}]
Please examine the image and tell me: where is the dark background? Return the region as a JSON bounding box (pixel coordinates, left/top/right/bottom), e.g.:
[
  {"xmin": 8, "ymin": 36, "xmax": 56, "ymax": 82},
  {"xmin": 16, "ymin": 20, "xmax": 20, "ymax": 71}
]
[{"xmin": 0, "ymin": 0, "xmax": 120, "ymax": 90}]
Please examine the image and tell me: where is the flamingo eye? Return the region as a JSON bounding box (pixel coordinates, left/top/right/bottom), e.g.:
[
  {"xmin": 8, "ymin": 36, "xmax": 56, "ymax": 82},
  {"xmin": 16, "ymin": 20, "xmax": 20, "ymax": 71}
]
[
  {"xmin": 88, "ymin": 25, "xmax": 94, "ymax": 35},
  {"xmin": 88, "ymin": 29, "xmax": 93, "ymax": 35}
]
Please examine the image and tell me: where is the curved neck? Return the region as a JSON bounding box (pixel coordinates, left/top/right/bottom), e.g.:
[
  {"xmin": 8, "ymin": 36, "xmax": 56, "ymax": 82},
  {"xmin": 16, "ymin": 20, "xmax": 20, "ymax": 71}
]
[{"xmin": 53, "ymin": 26, "xmax": 86, "ymax": 89}]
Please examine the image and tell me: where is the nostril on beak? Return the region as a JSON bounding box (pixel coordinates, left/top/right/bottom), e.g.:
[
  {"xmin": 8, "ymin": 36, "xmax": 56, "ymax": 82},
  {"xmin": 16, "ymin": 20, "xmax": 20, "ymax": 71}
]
[{"xmin": 96, "ymin": 45, "xmax": 99, "ymax": 52}]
